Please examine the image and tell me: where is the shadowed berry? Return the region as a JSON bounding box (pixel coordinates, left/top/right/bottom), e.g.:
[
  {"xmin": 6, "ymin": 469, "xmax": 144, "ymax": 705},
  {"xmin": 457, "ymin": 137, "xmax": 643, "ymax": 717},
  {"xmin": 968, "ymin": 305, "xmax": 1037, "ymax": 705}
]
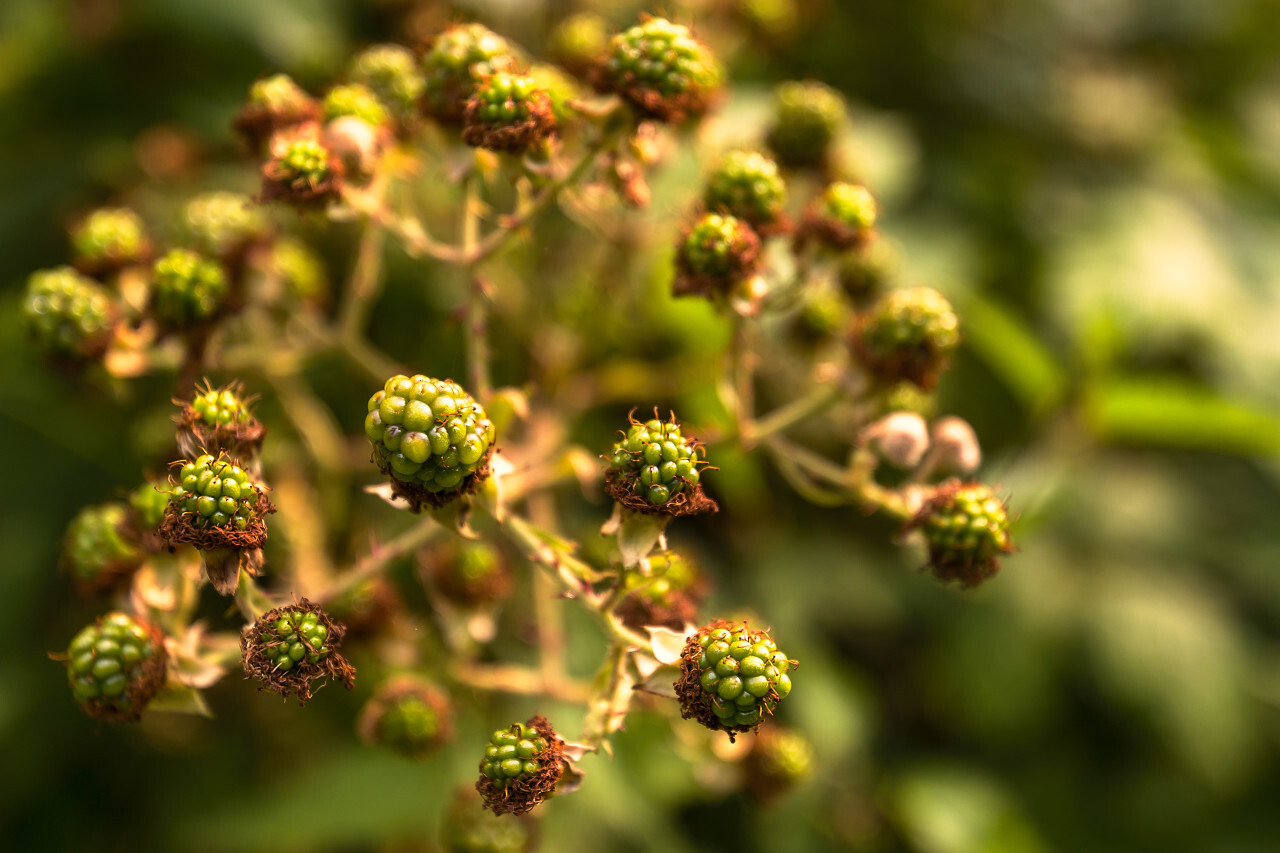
[
  {"xmin": 63, "ymin": 503, "xmax": 141, "ymax": 591},
  {"xmin": 23, "ymin": 267, "xmax": 117, "ymax": 359},
  {"xmin": 359, "ymin": 677, "xmax": 453, "ymax": 760},
  {"xmin": 616, "ymin": 550, "xmax": 705, "ymax": 631},
  {"xmin": 462, "ymin": 73, "xmax": 556, "ymax": 154},
  {"xmin": 234, "ymin": 73, "xmax": 320, "ymax": 152},
  {"xmin": 766, "ymin": 80, "xmax": 846, "ymax": 169},
  {"xmin": 605, "ymin": 412, "xmax": 716, "ymax": 516},
  {"xmin": 421, "ymin": 23, "xmax": 520, "ymax": 123},
  {"xmin": 745, "ymin": 726, "xmax": 815, "ymax": 802},
  {"xmin": 476, "ymin": 716, "xmax": 566, "ymax": 816},
  {"xmin": 908, "ymin": 481, "xmax": 1014, "ymax": 587},
  {"xmin": 266, "ymin": 236, "xmax": 328, "ymax": 305},
  {"xmin": 853, "ymin": 287, "xmax": 960, "ymax": 390},
  {"xmin": 673, "ymin": 212, "xmax": 761, "ymax": 299},
  {"xmin": 837, "ymin": 237, "xmax": 897, "ymax": 306},
  {"xmin": 801, "ymin": 182, "xmax": 877, "ymax": 250},
  {"xmin": 442, "ymin": 787, "xmax": 538, "ymax": 853},
  {"xmin": 71, "ymin": 207, "xmax": 150, "ymax": 272},
  {"xmin": 349, "ymin": 44, "xmax": 424, "ymax": 122},
  {"xmin": 129, "ymin": 480, "xmax": 171, "ymax": 533},
  {"xmin": 181, "ymin": 191, "xmax": 271, "ymax": 260},
  {"xmin": 150, "ymin": 248, "xmax": 228, "ymax": 329},
  {"xmin": 593, "ymin": 17, "xmax": 722, "ymax": 123},
  {"xmin": 703, "ymin": 150, "xmax": 788, "ymax": 231},
  {"xmin": 63, "ymin": 612, "xmax": 166, "ymax": 722}
]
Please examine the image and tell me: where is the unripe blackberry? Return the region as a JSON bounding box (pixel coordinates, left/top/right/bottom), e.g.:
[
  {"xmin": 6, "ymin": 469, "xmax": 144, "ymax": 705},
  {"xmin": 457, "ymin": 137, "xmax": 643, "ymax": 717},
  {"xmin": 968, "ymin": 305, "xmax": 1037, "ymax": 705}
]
[
  {"xmin": 71, "ymin": 207, "xmax": 150, "ymax": 272},
  {"xmin": 260, "ymin": 126, "xmax": 344, "ymax": 207},
  {"xmin": 462, "ymin": 73, "xmax": 556, "ymax": 154},
  {"xmin": 476, "ymin": 716, "xmax": 566, "ymax": 816},
  {"xmin": 745, "ymin": 727, "xmax": 815, "ymax": 802},
  {"xmin": 364, "ymin": 374, "xmax": 496, "ymax": 511},
  {"xmin": 421, "ymin": 23, "xmax": 520, "ymax": 123},
  {"xmin": 549, "ymin": 12, "xmax": 609, "ymax": 79},
  {"xmin": 617, "ymin": 550, "xmax": 704, "ymax": 631},
  {"xmin": 181, "ymin": 191, "xmax": 271, "ymax": 260},
  {"xmin": 790, "ymin": 285, "xmax": 850, "ymax": 348},
  {"xmin": 323, "ymin": 83, "xmax": 389, "ymax": 128},
  {"xmin": 676, "ymin": 620, "xmax": 795, "ymax": 740},
  {"xmin": 422, "ymin": 540, "xmax": 513, "ymax": 608},
  {"xmin": 593, "ymin": 17, "xmax": 723, "ymax": 123},
  {"xmin": 358, "ymin": 677, "xmax": 453, "ymax": 760},
  {"xmin": 242, "ymin": 600, "xmax": 355, "ymax": 703},
  {"xmin": 23, "ymin": 266, "xmax": 117, "ymax": 359},
  {"xmin": 150, "ymin": 248, "xmax": 228, "ymax": 330},
  {"xmin": 528, "ymin": 63, "xmax": 579, "ymax": 125},
  {"xmin": 63, "ymin": 503, "xmax": 141, "ymax": 591},
  {"xmin": 348, "ymin": 44, "xmax": 424, "ymax": 120},
  {"xmin": 165, "ymin": 453, "xmax": 265, "ymax": 532},
  {"xmin": 63, "ymin": 612, "xmax": 166, "ymax": 722},
  {"xmin": 267, "ymin": 236, "xmax": 329, "ymax": 305},
  {"xmin": 604, "ymin": 412, "xmax": 716, "ymax": 516},
  {"xmin": 234, "ymin": 73, "xmax": 320, "ymax": 153},
  {"xmin": 801, "ymin": 182, "xmax": 877, "ymax": 250},
  {"xmin": 176, "ymin": 380, "xmax": 266, "ymax": 458},
  {"xmin": 672, "ymin": 212, "xmax": 762, "ymax": 299},
  {"xmin": 837, "ymin": 237, "xmax": 897, "ymax": 306},
  {"xmin": 703, "ymin": 151, "xmax": 788, "ymax": 231},
  {"xmin": 442, "ymin": 787, "xmax": 538, "ymax": 853},
  {"xmin": 129, "ymin": 480, "xmax": 170, "ymax": 533},
  {"xmin": 853, "ymin": 287, "xmax": 960, "ymax": 391},
  {"xmin": 766, "ymin": 80, "xmax": 847, "ymax": 169},
  {"xmin": 908, "ymin": 481, "xmax": 1014, "ymax": 587}
]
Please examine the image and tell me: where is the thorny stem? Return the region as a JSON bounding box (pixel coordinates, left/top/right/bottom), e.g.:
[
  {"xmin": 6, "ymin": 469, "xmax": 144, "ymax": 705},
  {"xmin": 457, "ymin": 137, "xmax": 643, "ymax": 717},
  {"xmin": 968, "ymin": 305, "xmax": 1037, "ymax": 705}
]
[
  {"xmin": 451, "ymin": 661, "xmax": 591, "ymax": 703},
  {"xmin": 461, "ymin": 171, "xmax": 491, "ymax": 402},
  {"xmin": 742, "ymin": 383, "xmax": 843, "ymax": 449},
  {"xmin": 529, "ymin": 493, "xmax": 568, "ymax": 695}
]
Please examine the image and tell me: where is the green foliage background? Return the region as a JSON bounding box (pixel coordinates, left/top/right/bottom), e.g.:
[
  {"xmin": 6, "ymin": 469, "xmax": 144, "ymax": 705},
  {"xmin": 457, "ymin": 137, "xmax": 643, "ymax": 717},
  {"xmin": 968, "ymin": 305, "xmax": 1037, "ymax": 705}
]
[{"xmin": 2, "ymin": 0, "xmax": 1280, "ymax": 851}]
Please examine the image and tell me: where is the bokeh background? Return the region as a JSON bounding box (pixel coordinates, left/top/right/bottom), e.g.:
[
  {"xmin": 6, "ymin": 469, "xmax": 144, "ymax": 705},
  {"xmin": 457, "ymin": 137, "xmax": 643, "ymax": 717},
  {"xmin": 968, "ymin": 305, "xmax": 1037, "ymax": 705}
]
[{"xmin": 3, "ymin": 0, "xmax": 1280, "ymax": 851}]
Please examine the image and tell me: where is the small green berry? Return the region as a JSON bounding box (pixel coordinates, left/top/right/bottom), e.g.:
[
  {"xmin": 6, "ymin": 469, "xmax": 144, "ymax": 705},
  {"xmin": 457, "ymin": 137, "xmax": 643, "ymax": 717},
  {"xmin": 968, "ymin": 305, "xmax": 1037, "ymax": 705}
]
[
  {"xmin": 359, "ymin": 678, "xmax": 453, "ymax": 760},
  {"xmin": 703, "ymin": 151, "xmax": 788, "ymax": 230},
  {"xmin": 242, "ymin": 601, "xmax": 355, "ymax": 704},
  {"xmin": 909, "ymin": 481, "xmax": 1014, "ymax": 587},
  {"xmin": 261, "ymin": 128, "xmax": 343, "ymax": 206},
  {"xmin": 853, "ymin": 287, "xmax": 960, "ymax": 390},
  {"xmin": 150, "ymin": 248, "xmax": 228, "ymax": 329},
  {"xmin": 71, "ymin": 207, "xmax": 150, "ymax": 271},
  {"xmin": 594, "ymin": 17, "xmax": 722, "ymax": 123},
  {"xmin": 165, "ymin": 452, "xmax": 264, "ymax": 532},
  {"xmin": 475, "ymin": 716, "xmax": 564, "ymax": 816},
  {"xmin": 63, "ymin": 503, "xmax": 141, "ymax": 590},
  {"xmin": 604, "ymin": 413, "xmax": 714, "ymax": 516},
  {"xmin": 766, "ymin": 80, "xmax": 847, "ymax": 168},
  {"xmin": 22, "ymin": 266, "xmax": 117, "ymax": 359},
  {"xmin": 802, "ymin": 182, "xmax": 877, "ymax": 250},
  {"xmin": 421, "ymin": 23, "xmax": 520, "ymax": 123},
  {"xmin": 676, "ymin": 620, "xmax": 794, "ymax": 739},
  {"xmin": 129, "ymin": 480, "xmax": 171, "ymax": 533},
  {"xmin": 63, "ymin": 611, "xmax": 166, "ymax": 721},
  {"xmin": 348, "ymin": 44, "xmax": 424, "ymax": 119},
  {"xmin": 181, "ymin": 191, "xmax": 270, "ymax": 258}
]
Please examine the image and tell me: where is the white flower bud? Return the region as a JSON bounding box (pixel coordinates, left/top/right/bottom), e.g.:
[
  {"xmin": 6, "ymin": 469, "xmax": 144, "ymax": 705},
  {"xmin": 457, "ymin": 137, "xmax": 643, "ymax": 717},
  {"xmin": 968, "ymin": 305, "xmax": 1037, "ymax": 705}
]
[
  {"xmin": 862, "ymin": 411, "xmax": 929, "ymax": 469},
  {"xmin": 323, "ymin": 115, "xmax": 384, "ymax": 176},
  {"xmin": 930, "ymin": 415, "xmax": 981, "ymax": 474}
]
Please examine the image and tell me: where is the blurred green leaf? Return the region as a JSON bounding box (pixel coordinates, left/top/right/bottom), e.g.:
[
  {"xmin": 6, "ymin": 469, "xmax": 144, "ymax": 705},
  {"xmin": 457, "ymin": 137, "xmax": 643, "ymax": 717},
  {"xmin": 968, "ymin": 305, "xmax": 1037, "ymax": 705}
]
[
  {"xmin": 960, "ymin": 292, "xmax": 1068, "ymax": 415},
  {"xmin": 889, "ymin": 763, "xmax": 1048, "ymax": 853}
]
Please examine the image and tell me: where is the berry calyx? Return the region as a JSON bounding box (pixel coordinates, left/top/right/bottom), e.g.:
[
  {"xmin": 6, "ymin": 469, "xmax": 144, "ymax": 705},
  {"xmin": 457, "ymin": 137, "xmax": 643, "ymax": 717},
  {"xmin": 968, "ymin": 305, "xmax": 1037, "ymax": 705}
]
[
  {"xmin": 150, "ymin": 248, "xmax": 228, "ymax": 330},
  {"xmin": 675, "ymin": 620, "xmax": 795, "ymax": 740},
  {"xmin": 853, "ymin": 286, "xmax": 960, "ymax": 391},
  {"xmin": 323, "ymin": 83, "xmax": 389, "ymax": 128},
  {"xmin": 348, "ymin": 44, "xmax": 424, "ymax": 123},
  {"xmin": 233, "ymin": 73, "xmax": 320, "ymax": 153},
  {"xmin": 604, "ymin": 412, "xmax": 716, "ymax": 517},
  {"xmin": 462, "ymin": 73, "xmax": 556, "ymax": 154},
  {"xmin": 181, "ymin": 191, "xmax": 271, "ymax": 260},
  {"xmin": 766, "ymin": 80, "xmax": 847, "ymax": 169},
  {"xmin": 475, "ymin": 716, "xmax": 566, "ymax": 816},
  {"xmin": 63, "ymin": 612, "xmax": 167, "ymax": 722},
  {"xmin": 71, "ymin": 207, "xmax": 151, "ymax": 273},
  {"xmin": 672, "ymin": 212, "xmax": 762, "ymax": 299},
  {"xmin": 22, "ymin": 266, "xmax": 117, "ymax": 360},
  {"xmin": 703, "ymin": 150, "xmax": 788, "ymax": 231},
  {"xmin": 907, "ymin": 481, "xmax": 1014, "ymax": 587},
  {"xmin": 593, "ymin": 17, "xmax": 723, "ymax": 123},
  {"xmin": 358, "ymin": 677, "xmax": 454, "ymax": 760},
  {"xmin": 421, "ymin": 23, "xmax": 520, "ymax": 123},
  {"xmin": 176, "ymin": 379, "xmax": 266, "ymax": 458},
  {"xmin": 364, "ymin": 374, "xmax": 496, "ymax": 511},
  {"xmin": 800, "ymin": 182, "xmax": 877, "ymax": 250},
  {"xmin": 260, "ymin": 126, "xmax": 344, "ymax": 207},
  {"xmin": 242, "ymin": 600, "xmax": 356, "ymax": 704},
  {"xmin": 63, "ymin": 503, "xmax": 141, "ymax": 592}
]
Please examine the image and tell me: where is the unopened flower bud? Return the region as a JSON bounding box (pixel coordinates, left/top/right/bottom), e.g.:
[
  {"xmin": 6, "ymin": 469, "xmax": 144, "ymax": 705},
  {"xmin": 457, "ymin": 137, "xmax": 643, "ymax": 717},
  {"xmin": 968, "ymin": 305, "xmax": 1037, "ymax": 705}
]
[
  {"xmin": 862, "ymin": 411, "xmax": 929, "ymax": 469},
  {"xmin": 324, "ymin": 115, "xmax": 385, "ymax": 176},
  {"xmin": 930, "ymin": 416, "xmax": 981, "ymax": 474}
]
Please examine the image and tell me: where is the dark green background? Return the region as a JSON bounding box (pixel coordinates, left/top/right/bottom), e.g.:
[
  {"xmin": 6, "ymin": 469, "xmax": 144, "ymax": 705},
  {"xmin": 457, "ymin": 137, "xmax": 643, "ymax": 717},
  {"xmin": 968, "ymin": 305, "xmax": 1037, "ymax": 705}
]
[{"xmin": 3, "ymin": 1, "xmax": 1280, "ymax": 850}]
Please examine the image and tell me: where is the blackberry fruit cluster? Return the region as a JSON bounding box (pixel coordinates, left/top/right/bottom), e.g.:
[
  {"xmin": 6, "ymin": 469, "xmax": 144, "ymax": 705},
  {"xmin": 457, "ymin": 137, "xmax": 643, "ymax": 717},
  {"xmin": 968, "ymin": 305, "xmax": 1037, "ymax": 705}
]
[
  {"xmin": 802, "ymin": 182, "xmax": 878, "ymax": 249},
  {"xmin": 853, "ymin": 286, "xmax": 960, "ymax": 390},
  {"xmin": 349, "ymin": 44, "xmax": 424, "ymax": 120},
  {"xmin": 672, "ymin": 212, "xmax": 761, "ymax": 298},
  {"xmin": 421, "ymin": 23, "xmax": 519, "ymax": 123},
  {"xmin": 676, "ymin": 621, "xmax": 794, "ymax": 739},
  {"xmin": 150, "ymin": 248, "xmax": 228, "ymax": 329},
  {"xmin": 233, "ymin": 73, "xmax": 319, "ymax": 152},
  {"xmin": 359, "ymin": 678, "xmax": 453, "ymax": 760},
  {"xmin": 181, "ymin": 191, "xmax": 270, "ymax": 259},
  {"xmin": 23, "ymin": 266, "xmax": 117, "ymax": 359},
  {"xmin": 261, "ymin": 127, "xmax": 343, "ymax": 206},
  {"xmin": 605, "ymin": 414, "xmax": 714, "ymax": 515},
  {"xmin": 63, "ymin": 504, "xmax": 141, "ymax": 591},
  {"xmin": 593, "ymin": 17, "xmax": 722, "ymax": 123},
  {"xmin": 766, "ymin": 79, "xmax": 847, "ymax": 168},
  {"xmin": 242, "ymin": 600, "xmax": 355, "ymax": 703},
  {"xmin": 71, "ymin": 207, "xmax": 150, "ymax": 272},
  {"xmin": 476, "ymin": 716, "xmax": 565, "ymax": 816},
  {"xmin": 64, "ymin": 612, "xmax": 166, "ymax": 722},
  {"xmin": 909, "ymin": 481, "xmax": 1014, "ymax": 587},
  {"xmin": 462, "ymin": 73, "xmax": 556, "ymax": 154},
  {"xmin": 167, "ymin": 454, "xmax": 263, "ymax": 531},
  {"xmin": 703, "ymin": 150, "xmax": 788, "ymax": 231}
]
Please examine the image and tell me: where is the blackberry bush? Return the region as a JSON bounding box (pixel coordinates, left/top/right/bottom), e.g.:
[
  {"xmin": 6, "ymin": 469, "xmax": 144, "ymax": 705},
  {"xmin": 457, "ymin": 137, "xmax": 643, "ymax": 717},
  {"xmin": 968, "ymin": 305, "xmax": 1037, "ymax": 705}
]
[{"xmin": 63, "ymin": 612, "xmax": 166, "ymax": 722}]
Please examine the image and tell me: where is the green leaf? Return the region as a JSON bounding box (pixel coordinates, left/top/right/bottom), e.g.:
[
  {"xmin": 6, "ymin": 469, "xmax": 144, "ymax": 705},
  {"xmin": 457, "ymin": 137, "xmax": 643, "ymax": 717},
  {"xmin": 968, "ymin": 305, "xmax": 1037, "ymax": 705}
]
[
  {"xmin": 147, "ymin": 683, "xmax": 213, "ymax": 718},
  {"xmin": 959, "ymin": 292, "xmax": 1067, "ymax": 415},
  {"xmin": 1084, "ymin": 376, "xmax": 1280, "ymax": 458}
]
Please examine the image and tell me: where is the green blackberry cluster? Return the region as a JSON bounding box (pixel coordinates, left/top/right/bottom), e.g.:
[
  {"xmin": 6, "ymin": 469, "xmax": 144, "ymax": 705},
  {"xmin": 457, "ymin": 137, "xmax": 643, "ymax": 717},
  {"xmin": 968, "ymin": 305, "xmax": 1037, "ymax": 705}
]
[
  {"xmin": 678, "ymin": 621, "xmax": 794, "ymax": 737},
  {"xmin": 462, "ymin": 73, "xmax": 556, "ymax": 153},
  {"xmin": 23, "ymin": 266, "xmax": 116, "ymax": 358},
  {"xmin": 607, "ymin": 415, "xmax": 706, "ymax": 508},
  {"xmin": 191, "ymin": 384, "xmax": 252, "ymax": 428},
  {"xmin": 64, "ymin": 612, "xmax": 165, "ymax": 721},
  {"xmin": 262, "ymin": 130, "xmax": 343, "ymax": 206},
  {"xmin": 807, "ymin": 182, "xmax": 877, "ymax": 248},
  {"xmin": 63, "ymin": 504, "xmax": 140, "ymax": 588},
  {"xmin": 596, "ymin": 17, "xmax": 723, "ymax": 122},
  {"xmin": 248, "ymin": 73, "xmax": 311, "ymax": 114},
  {"xmin": 71, "ymin": 207, "xmax": 149, "ymax": 270},
  {"xmin": 363, "ymin": 681, "xmax": 451, "ymax": 759},
  {"xmin": 150, "ymin": 248, "xmax": 228, "ymax": 328},
  {"xmin": 169, "ymin": 454, "xmax": 262, "ymax": 531},
  {"xmin": 365, "ymin": 374, "xmax": 496, "ymax": 501},
  {"xmin": 256, "ymin": 607, "xmax": 332, "ymax": 672},
  {"xmin": 480, "ymin": 722, "xmax": 551, "ymax": 788},
  {"xmin": 674, "ymin": 212, "xmax": 761, "ymax": 298},
  {"xmin": 273, "ymin": 137, "xmax": 334, "ymax": 187},
  {"xmin": 348, "ymin": 44, "xmax": 424, "ymax": 117},
  {"xmin": 129, "ymin": 480, "xmax": 170, "ymax": 531},
  {"xmin": 235, "ymin": 73, "xmax": 318, "ymax": 151},
  {"xmin": 323, "ymin": 83, "xmax": 389, "ymax": 127},
  {"xmin": 854, "ymin": 287, "xmax": 960, "ymax": 390},
  {"xmin": 181, "ymin": 191, "xmax": 270, "ymax": 258},
  {"xmin": 421, "ymin": 23, "xmax": 519, "ymax": 123},
  {"xmin": 913, "ymin": 482, "xmax": 1013, "ymax": 587},
  {"xmin": 766, "ymin": 80, "xmax": 847, "ymax": 168},
  {"xmin": 629, "ymin": 551, "xmax": 696, "ymax": 604},
  {"xmin": 703, "ymin": 151, "xmax": 787, "ymax": 229},
  {"xmin": 617, "ymin": 550, "xmax": 702, "ymax": 631}
]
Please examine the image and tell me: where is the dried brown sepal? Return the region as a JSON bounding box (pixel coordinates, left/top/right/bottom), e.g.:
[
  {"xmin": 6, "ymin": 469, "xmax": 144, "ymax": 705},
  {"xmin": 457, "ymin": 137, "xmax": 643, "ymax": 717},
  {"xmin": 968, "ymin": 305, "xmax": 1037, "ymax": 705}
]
[
  {"xmin": 81, "ymin": 619, "xmax": 168, "ymax": 723},
  {"xmin": 796, "ymin": 208, "xmax": 875, "ymax": 252},
  {"xmin": 604, "ymin": 466, "xmax": 719, "ymax": 518},
  {"xmin": 241, "ymin": 599, "xmax": 356, "ymax": 705},
  {"xmin": 233, "ymin": 98, "xmax": 320, "ymax": 155},
  {"xmin": 476, "ymin": 715, "xmax": 567, "ymax": 816},
  {"xmin": 615, "ymin": 588, "xmax": 700, "ymax": 633},
  {"xmin": 461, "ymin": 91, "xmax": 557, "ymax": 154},
  {"xmin": 356, "ymin": 676, "xmax": 454, "ymax": 758},
  {"xmin": 671, "ymin": 220, "xmax": 762, "ymax": 299},
  {"xmin": 851, "ymin": 314, "xmax": 951, "ymax": 392},
  {"xmin": 376, "ymin": 447, "xmax": 494, "ymax": 513},
  {"xmin": 158, "ymin": 490, "xmax": 274, "ymax": 595}
]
